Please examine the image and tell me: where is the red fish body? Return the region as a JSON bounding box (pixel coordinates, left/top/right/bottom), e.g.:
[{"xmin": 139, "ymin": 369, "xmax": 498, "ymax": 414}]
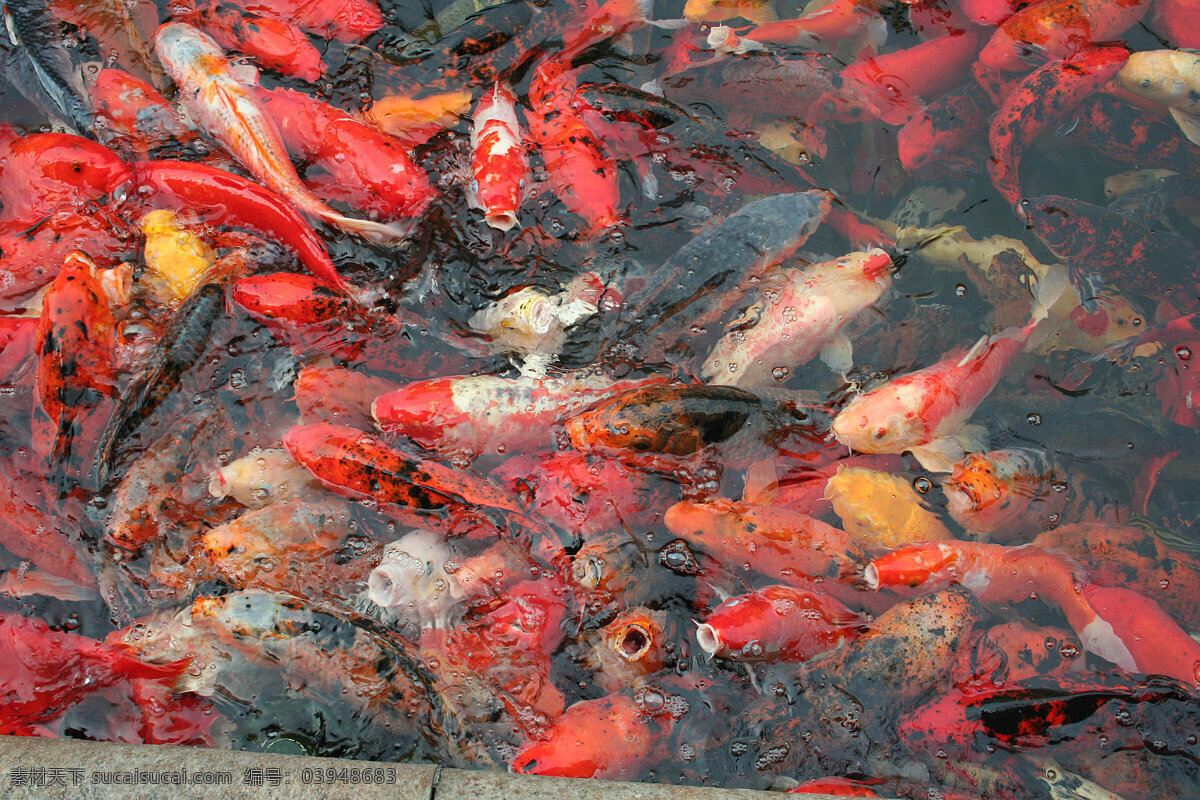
[
  {"xmin": 185, "ymin": 2, "xmax": 326, "ymax": 82},
  {"xmin": 509, "ymin": 692, "xmax": 674, "ymax": 779},
  {"xmin": 1082, "ymin": 585, "xmax": 1200, "ymax": 687},
  {"xmin": 0, "ymin": 133, "xmax": 133, "ymax": 228},
  {"xmin": 468, "ymin": 81, "xmax": 527, "ymax": 232},
  {"xmin": 735, "ymin": 0, "xmax": 886, "ymax": 52},
  {"xmin": 225, "ymin": 0, "xmax": 382, "ymax": 42},
  {"xmin": 696, "ymin": 584, "xmax": 867, "ymax": 662},
  {"xmin": 91, "ymin": 68, "xmax": 198, "ymax": 158},
  {"xmin": 233, "ymin": 272, "xmax": 353, "ymax": 325},
  {"xmin": 254, "ymin": 86, "xmax": 434, "ymax": 222},
  {"xmin": 372, "ymin": 373, "xmax": 667, "ymax": 460},
  {"xmin": 980, "ymin": 0, "xmax": 1149, "ymax": 72},
  {"xmin": 897, "ymin": 83, "xmax": 991, "ymax": 171},
  {"xmin": 962, "ymin": 0, "xmax": 1044, "ymax": 25},
  {"xmin": 1027, "ymin": 193, "xmax": 1196, "ymax": 302},
  {"xmin": 840, "ymin": 29, "xmax": 984, "ymax": 125},
  {"xmin": 132, "ymin": 160, "xmax": 344, "ymax": 290},
  {"xmin": 0, "ymin": 210, "xmax": 130, "ymax": 310},
  {"xmin": 0, "ymin": 614, "xmax": 185, "ymax": 733},
  {"xmin": 34, "ymin": 252, "xmax": 117, "ymax": 465},
  {"xmin": 1068, "ymin": 94, "xmax": 1200, "ymax": 175},
  {"xmin": 988, "ymin": 46, "xmax": 1128, "ymax": 210},
  {"xmin": 1149, "ymin": 0, "xmax": 1200, "ymax": 47},
  {"xmin": 293, "ymin": 365, "xmax": 395, "ymax": 429},
  {"xmin": 526, "ymin": 57, "xmax": 622, "ymax": 234}
]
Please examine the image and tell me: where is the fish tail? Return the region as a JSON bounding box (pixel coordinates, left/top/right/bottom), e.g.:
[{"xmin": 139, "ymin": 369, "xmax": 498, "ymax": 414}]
[{"xmin": 319, "ymin": 210, "xmax": 412, "ymax": 246}]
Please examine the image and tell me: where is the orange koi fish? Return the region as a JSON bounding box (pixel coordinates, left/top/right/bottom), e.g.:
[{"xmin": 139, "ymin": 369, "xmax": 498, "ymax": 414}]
[
  {"xmin": 468, "ymin": 82, "xmax": 527, "ymax": 232},
  {"xmin": 943, "ymin": 447, "xmax": 1067, "ymax": 541},
  {"xmin": 726, "ymin": 0, "xmax": 887, "ymax": 54},
  {"xmin": 34, "ymin": 251, "xmax": 117, "ymax": 465},
  {"xmin": 153, "ymin": 22, "xmax": 407, "ymax": 245},
  {"xmin": 831, "ymin": 268, "xmax": 1066, "ymax": 472},
  {"xmin": 223, "ymin": 0, "xmax": 383, "ymax": 42},
  {"xmin": 91, "ymin": 68, "xmax": 198, "ymax": 158},
  {"xmin": 979, "ymin": 0, "xmax": 1149, "ymax": 72},
  {"xmin": 526, "ymin": 56, "xmax": 622, "ymax": 234},
  {"xmin": 184, "ymin": 1, "xmax": 327, "ymax": 82},
  {"xmin": 509, "ymin": 691, "xmax": 675, "ymax": 779},
  {"xmin": 696, "ymin": 584, "xmax": 867, "ymax": 662},
  {"xmin": 684, "ymin": 0, "xmax": 778, "ymax": 24}
]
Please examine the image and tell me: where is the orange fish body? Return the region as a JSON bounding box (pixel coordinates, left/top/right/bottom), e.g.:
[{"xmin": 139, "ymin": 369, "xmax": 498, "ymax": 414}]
[
  {"xmin": 186, "ymin": 2, "xmax": 326, "ymax": 82},
  {"xmin": 509, "ymin": 692, "xmax": 673, "ymax": 779},
  {"xmin": 737, "ymin": 0, "xmax": 886, "ymax": 52},
  {"xmin": 469, "ymin": 81, "xmax": 527, "ymax": 231},
  {"xmin": 664, "ymin": 497, "xmax": 862, "ymax": 582},
  {"xmin": 34, "ymin": 252, "xmax": 117, "ymax": 465},
  {"xmin": 979, "ymin": 0, "xmax": 1148, "ymax": 72},
  {"xmin": 1083, "ymin": 585, "xmax": 1200, "ymax": 687},
  {"xmin": 227, "ymin": 0, "xmax": 383, "ymax": 42},
  {"xmin": 283, "ymin": 422, "xmax": 524, "ymax": 521},
  {"xmin": 153, "ymin": 22, "xmax": 406, "ymax": 244},
  {"xmin": 527, "ymin": 57, "xmax": 622, "ymax": 234},
  {"xmin": 0, "ymin": 210, "xmax": 129, "ymax": 309},
  {"xmin": 696, "ymin": 584, "xmax": 867, "ymax": 662}
]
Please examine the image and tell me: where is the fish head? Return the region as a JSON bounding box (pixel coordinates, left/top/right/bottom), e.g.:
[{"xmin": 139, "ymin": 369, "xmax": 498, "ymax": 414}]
[
  {"xmin": 1117, "ymin": 51, "xmax": 1189, "ymax": 107},
  {"xmin": 832, "ymin": 394, "xmax": 926, "ymax": 455},
  {"xmin": 863, "ymin": 542, "xmax": 959, "ymax": 590},
  {"xmin": 682, "ymin": 0, "xmax": 724, "ymax": 23}
]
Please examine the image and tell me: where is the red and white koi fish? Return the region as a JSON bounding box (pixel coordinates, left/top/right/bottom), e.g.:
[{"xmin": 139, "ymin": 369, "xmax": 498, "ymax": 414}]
[
  {"xmin": 831, "ymin": 267, "xmax": 1067, "ymax": 472},
  {"xmin": 696, "ymin": 584, "xmax": 867, "ymax": 662},
  {"xmin": 468, "ymin": 81, "xmax": 527, "ymax": 232},
  {"xmin": 717, "ymin": 0, "xmax": 887, "ymax": 54},
  {"xmin": 1081, "ymin": 585, "xmax": 1200, "ymax": 687},
  {"xmin": 153, "ymin": 22, "xmax": 407, "ymax": 244},
  {"xmin": 371, "ymin": 372, "xmax": 667, "ymax": 460},
  {"xmin": 701, "ymin": 249, "xmax": 892, "ymax": 387}
]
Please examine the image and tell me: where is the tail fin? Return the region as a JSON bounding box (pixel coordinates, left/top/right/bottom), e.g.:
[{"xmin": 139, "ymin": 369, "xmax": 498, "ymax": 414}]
[{"xmin": 320, "ymin": 211, "xmax": 411, "ymax": 247}]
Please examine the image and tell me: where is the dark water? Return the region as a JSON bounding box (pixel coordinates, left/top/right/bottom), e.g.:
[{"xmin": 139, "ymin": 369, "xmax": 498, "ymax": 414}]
[{"xmin": 4, "ymin": 0, "xmax": 1200, "ymax": 798}]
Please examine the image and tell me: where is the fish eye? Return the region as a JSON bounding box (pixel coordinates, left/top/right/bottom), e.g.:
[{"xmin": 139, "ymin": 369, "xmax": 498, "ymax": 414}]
[
  {"xmin": 873, "ymin": 428, "xmax": 888, "ymax": 440},
  {"xmin": 630, "ymin": 436, "xmax": 653, "ymax": 451},
  {"xmin": 1141, "ymin": 78, "xmax": 1154, "ymax": 89}
]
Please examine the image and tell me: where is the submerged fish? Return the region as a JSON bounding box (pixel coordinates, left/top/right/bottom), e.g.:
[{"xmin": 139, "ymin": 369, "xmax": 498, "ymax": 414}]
[{"xmin": 2, "ymin": 0, "xmax": 95, "ymax": 135}]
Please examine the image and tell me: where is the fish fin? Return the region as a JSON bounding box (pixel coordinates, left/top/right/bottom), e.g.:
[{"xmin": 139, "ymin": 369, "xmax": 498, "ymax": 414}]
[
  {"xmin": 1078, "ymin": 616, "xmax": 1138, "ymax": 672},
  {"xmin": 742, "ymin": 457, "xmax": 779, "ymax": 504},
  {"xmin": 819, "ymin": 332, "xmax": 854, "ymax": 378},
  {"xmin": 743, "ymin": 1, "xmax": 778, "ymax": 23},
  {"xmin": 909, "ymin": 435, "xmax": 969, "ymax": 473},
  {"xmin": 1031, "ymin": 263, "xmax": 1070, "ymax": 323},
  {"xmin": 614, "ymin": 32, "xmax": 636, "ymax": 55},
  {"xmin": 321, "ymin": 211, "xmax": 411, "ymax": 246},
  {"xmin": 648, "ymin": 17, "xmax": 692, "ymax": 29},
  {"xmin": 230, "ymin": 60, "xmax": 261, "ymax": 86},
  {"xmin": 1170, "ymin": 108, "xmax": 1200, "ymax": 147},
  {"xmin": 1073, "ymin": 272, "xmax": 1106, "ymax": 314},
  {"xmin": 517, "ymin": 352, "xmax": 555, "ymax": 379},
  {"xmin": 0, "ymin": 568, "xmax": 99, "ymax": 601},
  {"xmin": 1053, "ymin": 115, "xmax": 1081, "ymax": 139},
  {"xmin": 955, "ymin": 333, "xmax": 990, "ymax": 368},
  {"xmin": 954, "ymin": 423, "xmax": 988, "ymax": 454},
  {"xmin": 707, "ymin": 581, "xmax": 733, "ymax": 602}
]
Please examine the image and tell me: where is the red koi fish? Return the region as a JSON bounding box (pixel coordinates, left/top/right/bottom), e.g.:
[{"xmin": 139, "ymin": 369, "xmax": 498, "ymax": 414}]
[
  {"xmin": 526, "ymin": 56, "xmax": 622, "ymax": 234},
  {"xmin": 132, "ymin": 160, "xmax": 344, "ymax": 290},
  {"xmin": 831, "ymin": 268, "xmax": 1065, "ymax": 472},
  {"xmin": 897, "ymin": 83, "xmax": 991, "ymax": 171},
  {"xmin": 561, "ymin": 0, "xmax": 659, "ymax": 58},
  {"xmin": 293, "ymin": 365, "xmax": 396, "ymax": 429},
  {"xmin": 788, "ymin": 778, "xmax": 886, "ymax": 796},
  {"xmin": 988, "ymin": 46, "xmax": 1128, "ymax": 211},
  {"xmin": 0, "ymin": 466, "xmax": 97, "ymax": 591},
  {"xmin": 34, "ymin": 251, "xmax": 117, "ymax": 465},
  {"xmin": 724, "ymin": 0, "xmax": 887, "ymax": 53},
  {"xmin": 961, "ymin": 0, "xmax": 1043, "ymax": 25},
  {"xmin": 283, "ymin": 422, "xmax": 525, "ymax": 517},
  {"xmin": 253, "ymin": 86, "xmax": 434, "ymax": 223},
  {"xmin": 224, "ymin": 0, "xmax": 382, "ymax": 42},
  {"xmin": 91, "ymin": 68, "xmax": 198, "ymax": 158},
  {"xmin": 154, "ymin": 22, "xmax": 406, "ymax": 245},
  {"xmin": 233, "ymin": 272, "xmax": 353, "ymax": 326},
  {"xmin": 372, "ymin": 373, "xmax": 667, "ymax": 461},
  {"xmin": 510, "ymin": 691, "xmax": 675, "ymax": 779},
  {"xmin": 1149, "ymin": 0, "xmax": 1200, "ymax": 48},
  {"xmin": 468, "ymin": 82, "xmax": 527, "ymax": 232},
  {"xmin": 1082, "ymin": 585, "xmax": 1200, "ymax": 686},
  {"xmin": 839, "ymin": 29, "xmax": 984, "ymax": 125},
  {"xmin": 0, "ymin": 132, "xmax": 132, "ymax": 228},
  {"xmin": 1067, "ymin": 94, "xmax": 1200, "ymax": 176},
  {"xmin": 0, "ymin": 211, "xmax": 130, "ymax": 310},
  {"xmin": 980, "ymin": 621, "xmax": 1084, "ymax": 682},
  {"xmin": 184, "ymin": 1, "xmax": 326, "ymax": 82},
  {"xmin": 0, "ymin": 614, "xmax": 187, "ymax": 734},
  {"xmin": 696, "ymin": 584, "xmax": 867, "ymax": 662},
  {"xmin": 971, "ymin": 58, "xmax": 1023, "ymax": 106},
  {"xmin": 979, "ymin": 0, "xmax": 1149, "ymax": 72}
]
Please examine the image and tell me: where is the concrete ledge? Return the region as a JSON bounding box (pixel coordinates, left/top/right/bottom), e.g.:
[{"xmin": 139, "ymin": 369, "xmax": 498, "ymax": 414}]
[{"xmin": 0, "ymin": 737, "xmax": 837, "ymax": 799}]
